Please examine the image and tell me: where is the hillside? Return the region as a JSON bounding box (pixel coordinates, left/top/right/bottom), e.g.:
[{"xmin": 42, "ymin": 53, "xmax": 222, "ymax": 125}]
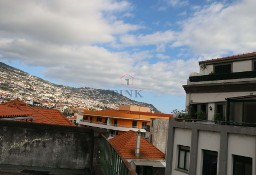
[{"xmin": 0, "ymin": 62, "xmax": 159, "ymax": 112}]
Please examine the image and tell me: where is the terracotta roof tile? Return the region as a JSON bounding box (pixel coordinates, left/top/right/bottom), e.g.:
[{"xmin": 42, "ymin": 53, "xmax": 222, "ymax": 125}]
[
  {"xmin": 109, "ymin": 131, "xmax": 165, "ymax": 160},
  {"xmin": 0, "ymin": 106, "xmax": 31, "ymax": 117},
  {"xmin": 0, "ymin": 99, "xmax": 74, "ymax": 126},
  {"xmin": 199, "ymin": 52, "xmax": 256, "ymax": 64}
]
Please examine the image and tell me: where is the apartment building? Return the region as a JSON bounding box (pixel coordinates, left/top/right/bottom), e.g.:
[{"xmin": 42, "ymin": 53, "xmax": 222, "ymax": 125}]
[
  {"xmin": 78, "ymin": 105, "xmax": 171, "ymax": 137},
  {"xmin": 165, "ymin": 52, "xmax": 256, "ymax": 175},
  {"xmin": 184, "ymin": 52, "xmax": 256, "ymax": 121}
]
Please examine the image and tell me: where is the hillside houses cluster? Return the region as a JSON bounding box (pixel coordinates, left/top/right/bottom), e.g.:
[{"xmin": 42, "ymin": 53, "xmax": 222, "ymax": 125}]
[{"xmin": 0, "ymin": 67, "xmax": 119, "ymax": 110}]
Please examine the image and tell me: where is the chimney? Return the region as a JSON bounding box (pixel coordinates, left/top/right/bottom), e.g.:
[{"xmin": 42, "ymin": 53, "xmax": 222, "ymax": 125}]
[{"xmin": 135, "ymin": 130, "xmax": 141, "ymax": 157}]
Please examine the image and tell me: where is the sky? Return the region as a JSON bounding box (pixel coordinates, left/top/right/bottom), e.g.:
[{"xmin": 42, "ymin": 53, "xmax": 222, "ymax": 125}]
[{"xmin": 0, "ymin": 0, "xmax": 256, "ymax": 113}]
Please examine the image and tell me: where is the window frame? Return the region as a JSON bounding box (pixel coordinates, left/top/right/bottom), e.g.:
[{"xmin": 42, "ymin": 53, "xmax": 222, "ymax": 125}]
[
  {"xmin": 114, "ymin": 119, "xmax": 118, "ymax": 126},
  {"xmin": 132, "ymin": 121, "xmax": 137, "ymax": 128},
  {"xmin": 215, "ymin": 102, "xmax": 226, "ymax": 119},
  {"xmin": 202, "ymin": 149, "xmax": 218, "ymax": 175},
  {"xmin": 253, "ymin": 60, "xmax": 256, "ymax": 71},
  {"xmin": 177, "ymin": 145, "xmax": 190, "ymax": 171},
  {"xmin": 96, "ymin": 117, "xmax": 102, "ymax": 122},
  {"xmin": 233, "ymin": 155, "xmax": 252, "ymax": 175},
  {"xmin": 214, "ymin": 63, "xmax": 232, "ymax": 74},
  {"xmin": 142, "ymin": 121, "xmax": 147, "ymax": 129}
]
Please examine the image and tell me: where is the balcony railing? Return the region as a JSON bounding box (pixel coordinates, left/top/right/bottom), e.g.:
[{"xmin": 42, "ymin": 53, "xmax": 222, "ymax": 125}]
[
  {"xmin": 189, "ymin": 71, "xmax": 256, "ymax": 82},
  {"xmin": 174, "ymin": 118, "xmax": 256, "ymax": 127},
  {"xmin": 97, "ymin": 135, "xmax": 138, "ymax": 175},
  {"xmin": 78, "ymin": 120, "xmax": 147, "ymax": 132}
]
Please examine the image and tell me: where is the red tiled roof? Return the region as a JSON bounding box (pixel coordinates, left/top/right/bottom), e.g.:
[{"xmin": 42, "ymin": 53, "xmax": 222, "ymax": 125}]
[
  {"xmin": 109, "ymin": 131, "xmax": 165, "ymax": 160},
  {"xmin": 199, "ymin": 52, "xmax": 256, "ymax": 64},
  {"xmin": 0, "ymin": 99, "xmax": 74, "ymax": 126},
  {"xmin": 0, "ymin": 106, "xmax": 31, "ymax": 118}
]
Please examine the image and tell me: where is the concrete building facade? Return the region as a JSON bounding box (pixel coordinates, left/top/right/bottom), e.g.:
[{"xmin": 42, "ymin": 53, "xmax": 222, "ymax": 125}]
[
  {"xmin": 150, "ymin": 119, "xmax": 169, "ymax": 154},
  {"xmin": 166, "ymin": 52, "xmax": 256, "ymax": 175},
  {"xmin": 165, "ymin": 119, "xmax": 256, "ymax": 175},
  {"xmin": 184, "ymin": 52, "xmax": 256, "ymax": 121},
  {"xmin": 78, "ymin": 105, "xmax": 171, "ymax": 137}
]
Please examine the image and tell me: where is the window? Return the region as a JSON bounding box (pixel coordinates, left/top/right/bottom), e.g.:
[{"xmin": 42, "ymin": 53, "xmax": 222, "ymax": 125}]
[
  {"xmin": 104, "ymin": 118, "xmax": 108, "ymax": 124},
  {"xmin": 178, "ymin": 145, "xmax": 190, "ymax": 171},
  {"xmin": 132, "ymin": 121, "xmax": 137, "ymax": 128},
  {"xmin": 90, "ymin": 117, "xmax": 92, "ymax": 123},
  {"xmin": 229, "ymin": 101, "xmax": 256, "ymax": 124},
  {"xmin": 114, "ymin": 119, "xmax": 118, "ymax": 126},
  {"xmin": 202, "ymin": 150, "xmax": 218, "ymax": 175},
  {"xmin": 84, "ymin": 115, "xmax": 88, "ymax": 121},
  {"xmin": 214, "ymin": 64, "xmax": 231, "ymax": 74},
  {"xmin": 189, "ymin": 104, "xmax": 207, "ymax": 120},
  {"xmin": 253, "ymin": 61, "xmax": 256, "ymax": 71},
  {"xmin": 97, "ymin": 117, "xmax": 102, "ymax": 122},
  {"xmin": 142, "ymin": 122, "xmax": 147, "ymax": 129},
  {"xmin": 233, "ymin": 155, "xmax": 252, "ymax": 175},
  {"xmin": 110, "ymin": 130, "xmax": 118, "ymax": 136},
  {"xmin": 215, "ymin": 103, "xmax": 225, "ymax": 120}
]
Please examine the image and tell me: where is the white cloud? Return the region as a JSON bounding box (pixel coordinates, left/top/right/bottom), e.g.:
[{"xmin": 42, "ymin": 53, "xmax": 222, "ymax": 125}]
[
  {"xmin": 0, "ymin": 38, "xmax": 132, "ymax": 87},
  {"xmin": 0, "ymin": 0, "xmax": 139, "ymax": 44},
  {"xmin": 0, "ymin": 0, "xmax": 138, "ymax": 89},
  {"xmin": 174, "ymin": 0, "xmax": 256, "ymax": 55},
  {"xmin": 1, "ymin": 0, "xmax": 256, "ymax": 97},
  {"xmin": 131, "ymin": 59, "xmax": 199, "ymax": 94},
  {"xmin": 120, "ymin": 30, "xmax": 176, "ymax": 48},
  {"xmin": 121, "ymin": 0, "xmax": 256, "ymax": 57}
]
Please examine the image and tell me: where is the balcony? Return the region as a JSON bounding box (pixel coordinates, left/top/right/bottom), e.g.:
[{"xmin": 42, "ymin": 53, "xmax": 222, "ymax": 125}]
[
  {"xmin": 78, "ymin": 120, "xmax": 147, "ymax": 133},
  {"xmin": 189, "ymin": 71, "xmax": 256, "ymax": 82}
]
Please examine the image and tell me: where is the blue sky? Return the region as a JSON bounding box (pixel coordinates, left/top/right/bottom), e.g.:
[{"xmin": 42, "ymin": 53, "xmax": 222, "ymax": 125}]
[{"xmin": 0, "ymin": 0, "xmax": 255, "ymax": 113}]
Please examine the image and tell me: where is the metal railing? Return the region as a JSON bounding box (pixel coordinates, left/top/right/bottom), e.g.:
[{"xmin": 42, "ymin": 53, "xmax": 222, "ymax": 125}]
[
  {"xmin": 189, "ymin": 71, "xmax": 256, "ymax": 82},
  {"xmin": 97, "ymin": 135, "xmax": 138, "ymax": 175},
  {"xmin": 80, "ymin": 120, "xmax": 147, "ymax": 132},
  {"xmin": 175, "ymin": 118, "xmax": 256, "ymax": 127}
]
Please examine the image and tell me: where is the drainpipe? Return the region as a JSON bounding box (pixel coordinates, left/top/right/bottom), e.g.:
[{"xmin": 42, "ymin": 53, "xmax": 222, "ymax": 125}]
[{"xmin": 135, "ymin": 130, "xmax": 141, "ymax": 157}]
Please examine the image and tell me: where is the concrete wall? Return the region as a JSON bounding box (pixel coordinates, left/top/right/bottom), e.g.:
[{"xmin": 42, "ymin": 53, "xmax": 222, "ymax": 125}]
[
  {"xmin": 151, "ymin": 119, "xmax": 169, "ymax": 153},
  {"xmin": 233, "ymin": 60, "xmax": 252, "ymax": 72},
  {"xmin": 165, "ymin": 119, "xmax": 256, "ymax": 175},
  {"xmin": 196, "ymin": 131, "xmax": 220, "ymax": 175},
  {"xmin": 119, "ymin": 105, "xmax": 151, "ymax": 112},
  {"xmin": 227, "ymin": 134, "xmax": 255, "ymax": 175},
  {"xmin": 200, "ymin": 64, "xmax": 214, "ymax": 75},
  {"xmin": 75, "ymin": 112, "xmax": 83, "ymax": 124},
  {"xmin": 208, "ymin": 102, "xmax": 215, "ymax": 120},
  {"xmin": 0, "ymin": 121, "xmax": 94, "ymax": 170},
  {"xmin": 171, "ymin": 129, "xmax": 192, "ymax": 175}
]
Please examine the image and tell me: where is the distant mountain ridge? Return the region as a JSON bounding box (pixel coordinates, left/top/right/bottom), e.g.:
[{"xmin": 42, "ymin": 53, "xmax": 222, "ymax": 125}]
[{"xmin": 0, "ymin": 62, "xmax": 159, "ymax": 112}]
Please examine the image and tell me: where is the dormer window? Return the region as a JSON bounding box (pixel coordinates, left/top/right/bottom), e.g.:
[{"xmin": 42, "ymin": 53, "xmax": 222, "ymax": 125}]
[{"xmin": 214, "ymin": 64, "xmax": 231, "ymax": 74}]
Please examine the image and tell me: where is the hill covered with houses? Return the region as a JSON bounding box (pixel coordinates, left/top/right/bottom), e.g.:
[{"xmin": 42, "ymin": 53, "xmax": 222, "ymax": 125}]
[{"xmin": 0, "ymin": 62, "xmax": 158, "ymax": 112}]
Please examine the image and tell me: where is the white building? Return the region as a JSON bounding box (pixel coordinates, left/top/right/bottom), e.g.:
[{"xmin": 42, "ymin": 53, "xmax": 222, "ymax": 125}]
[
  {"xmin": 183, "ymin": 52, "xmax": 256, "ymax": 122},
  {"xmin": 165, "ymin": 52, "xmax": 256, "ymax": 175}
]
